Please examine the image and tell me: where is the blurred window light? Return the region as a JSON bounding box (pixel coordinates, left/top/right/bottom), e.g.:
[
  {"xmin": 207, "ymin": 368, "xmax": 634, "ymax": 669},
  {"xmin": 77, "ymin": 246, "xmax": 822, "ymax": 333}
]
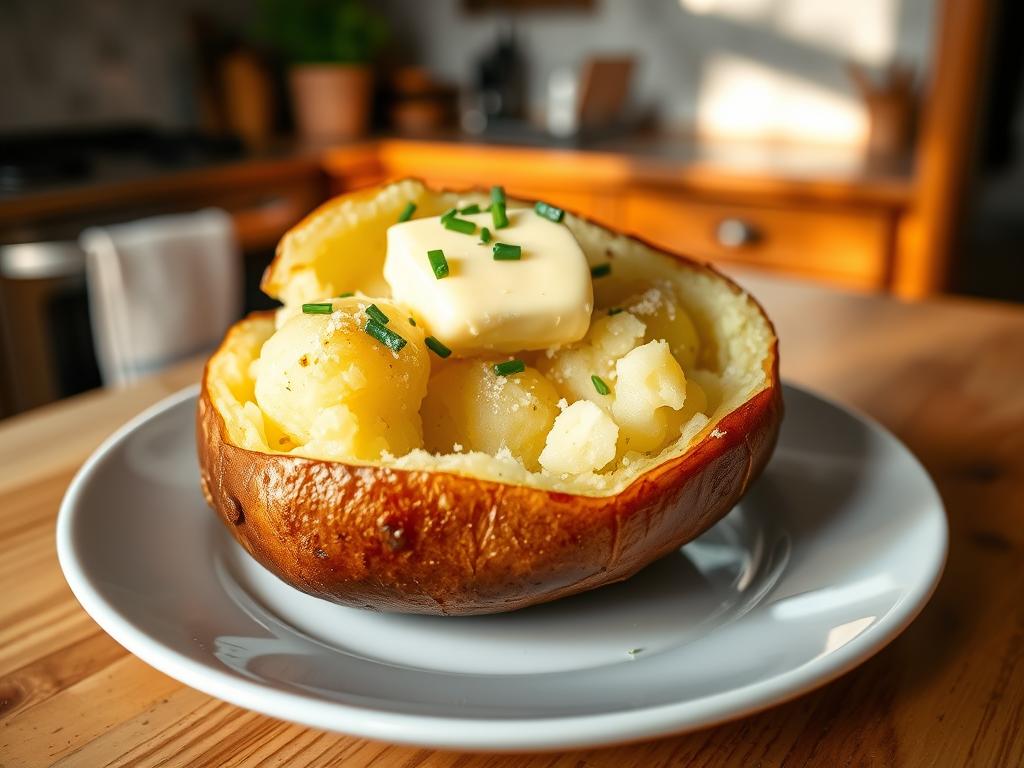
[
  {"xmin": 679, "ymin": 0, "xmax": 899, "ymax": 64},
  {"xmin": 678, "ymin": 0, "xmax": 775, "ymax": 20},
  {"xmin": 696, "ymin": 53, "xmax": 869, "ymax": 145},
  {"xmin": 776, "ymin": 0, "xmax": 896, "ymax": 65}
]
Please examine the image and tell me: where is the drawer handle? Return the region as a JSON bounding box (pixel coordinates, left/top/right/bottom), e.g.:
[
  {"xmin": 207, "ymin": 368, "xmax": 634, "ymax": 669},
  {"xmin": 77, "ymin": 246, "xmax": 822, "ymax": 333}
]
[{"xmin": 716, "ymin": 218, "xmax": 760, "ymax": 249}]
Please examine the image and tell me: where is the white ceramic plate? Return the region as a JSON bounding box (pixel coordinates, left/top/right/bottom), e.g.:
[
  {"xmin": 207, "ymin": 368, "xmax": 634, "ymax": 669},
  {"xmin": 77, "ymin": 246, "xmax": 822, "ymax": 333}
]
[{"xmin": 57, "ymin": 384, "xmax": 946, "ymax": 751}]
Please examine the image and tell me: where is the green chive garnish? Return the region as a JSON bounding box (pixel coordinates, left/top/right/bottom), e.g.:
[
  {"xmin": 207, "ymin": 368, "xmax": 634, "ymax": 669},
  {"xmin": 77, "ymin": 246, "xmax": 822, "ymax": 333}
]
[
  {"xmin": 425, "ymin": 336, "xmax": 452, "ymax": 358},
  {"xmin": 494, "ymin": 359, "xmax": 525, "ymax": 376},
  {"xmin": 366, "ymin": 303, "xmax": 389, "ymax": 325},
  {"xmin": 444, "ymin": 216, "xmax": 476, "ymax": 235},
  {"xmin": 427, "ymin": 249, "xmax": 449, "ymax": 279},
  {"xmin": 607, "ymin": 307, "xmax": 623, "ymax": 315},
  {"xmin": 302, "ymin": 302, "xmax": 333, "ymax": 315},
  {"xmin": 441, "ymin": 207, "xmax": 457, "ymax": 221},
  {"xmin": 337, "ymin": 291, "xmax": 355, "ymax": 298},
  {"xmin": 408, "ymin": 317, "xmax": 416, "ymax": 326},
  {"xmin": 492, "ymin": 242, "xmax": 522, "ymax": 261},
  {"xmin": 398, "ymin": 202, "xmax": 416, "ymax": 222},
  {"xmin": 534, "ymin": 200, "xmax": 564, "ymax": 222},
  {"xmin": 364, "ymin": 319, "xmax": 407, "ymax": 352},
  {"xmin": 590, "ymin": 263, "xmax": 612, "ymax": 278},
  {"xmin": 491, "ymin": 201, "xmax": 509, "ymax": 229},
  {"xmin": 459, "ymin": 203, "xmax": 481, "ymax": 215},
  {"xmin": 479, "ymin": 227, "xmax": 491, "ymax": 244},
  {"xmin": 491, "ymin": 185, "xmax": 506, "ymax": 205},
  {"xmin": 591, "ymin": 375, "xmax": 610, "ymax": 395}
]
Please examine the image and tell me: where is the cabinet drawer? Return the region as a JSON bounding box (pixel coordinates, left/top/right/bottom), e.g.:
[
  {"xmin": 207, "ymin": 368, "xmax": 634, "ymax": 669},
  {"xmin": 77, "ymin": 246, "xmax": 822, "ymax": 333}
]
[{"xmin": 625, "ymin": 192, "xmax": 892, "ymax": 289}]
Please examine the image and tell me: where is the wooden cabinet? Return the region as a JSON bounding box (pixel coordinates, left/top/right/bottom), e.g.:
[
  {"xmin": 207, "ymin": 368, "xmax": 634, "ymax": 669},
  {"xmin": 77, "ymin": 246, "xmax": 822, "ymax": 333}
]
[
  {"xmin": 623, "ymin": 192, "xmax": 893, "ymax": 289},
  {"xmin": 325, "ymin": 140, "xmax": 906, "ymax": 293}
]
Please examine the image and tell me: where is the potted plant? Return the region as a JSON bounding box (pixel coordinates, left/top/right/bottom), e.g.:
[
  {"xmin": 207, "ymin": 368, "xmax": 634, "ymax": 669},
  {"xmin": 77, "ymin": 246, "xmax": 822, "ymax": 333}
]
[{"xmin": 257, "ymin": 0, "xmax": 387, "ymax": 141}]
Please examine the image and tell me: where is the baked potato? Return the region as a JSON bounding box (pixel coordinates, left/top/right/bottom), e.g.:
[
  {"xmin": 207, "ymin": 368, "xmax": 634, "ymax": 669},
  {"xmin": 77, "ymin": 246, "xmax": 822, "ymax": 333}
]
[{"xmin": 198, "ymin": 179, "xmax": 781, "ymax": 615}]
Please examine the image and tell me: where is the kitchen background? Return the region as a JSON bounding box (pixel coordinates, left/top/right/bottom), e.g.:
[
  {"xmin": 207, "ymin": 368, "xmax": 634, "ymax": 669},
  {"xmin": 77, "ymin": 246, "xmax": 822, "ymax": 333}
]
[
  {"xmin": 0, "ymin": 0, "xmax": 1021, "ymax": 419},
  {"xmin": 2, "ymin": 0, "xmax": 936, "ymax": 141}
]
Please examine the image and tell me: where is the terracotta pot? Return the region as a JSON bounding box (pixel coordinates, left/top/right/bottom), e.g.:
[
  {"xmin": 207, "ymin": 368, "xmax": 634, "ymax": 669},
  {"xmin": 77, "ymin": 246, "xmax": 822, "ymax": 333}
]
[{"xmin": 289, "ymin": 64, "xmax": 373, "ymax": 141}]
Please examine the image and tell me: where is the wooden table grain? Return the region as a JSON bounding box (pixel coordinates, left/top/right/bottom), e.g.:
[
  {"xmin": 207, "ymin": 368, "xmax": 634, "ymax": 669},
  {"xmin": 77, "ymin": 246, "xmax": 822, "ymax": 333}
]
[{"xmin": 1, "ymin": 272, "xmax": 1022, "ymax": 767}]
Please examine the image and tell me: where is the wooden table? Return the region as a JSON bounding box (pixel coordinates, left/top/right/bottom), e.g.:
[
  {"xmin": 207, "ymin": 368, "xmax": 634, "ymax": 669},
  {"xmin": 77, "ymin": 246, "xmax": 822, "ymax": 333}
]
[{"xmin": 1, "ymin": 272, "xmax": 1022, "ymax": 767}]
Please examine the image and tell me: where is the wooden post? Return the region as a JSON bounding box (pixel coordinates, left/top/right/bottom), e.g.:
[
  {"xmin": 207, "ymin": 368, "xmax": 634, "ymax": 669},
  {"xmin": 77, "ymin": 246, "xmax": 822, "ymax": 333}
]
[{"xmin": 894, "ymin": 0, "xmax": 995, "ymax": 297}]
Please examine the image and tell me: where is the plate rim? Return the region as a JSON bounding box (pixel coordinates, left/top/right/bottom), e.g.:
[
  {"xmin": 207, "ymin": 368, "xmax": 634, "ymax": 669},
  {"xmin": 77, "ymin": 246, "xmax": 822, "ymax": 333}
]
[{"xmin": 56, "ymin": 382, "xmax": 948, "ymax": 752}]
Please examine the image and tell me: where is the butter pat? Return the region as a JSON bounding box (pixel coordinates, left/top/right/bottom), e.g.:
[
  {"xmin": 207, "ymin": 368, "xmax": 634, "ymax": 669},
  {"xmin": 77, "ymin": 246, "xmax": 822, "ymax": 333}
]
[{"xmin": 383, "ymin": 209, "xmax": 592, "ymax": 354}]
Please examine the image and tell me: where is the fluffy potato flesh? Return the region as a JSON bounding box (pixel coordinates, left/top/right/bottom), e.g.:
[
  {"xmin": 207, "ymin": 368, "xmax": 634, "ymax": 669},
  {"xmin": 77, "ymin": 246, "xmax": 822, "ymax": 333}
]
[
  {"xmin": 612, "ymin": 340, "xmax": 689, "ymax": 453},
  {"xmin": 536, "ymin": 310, "xmax": 646, "ymax": 411},
  {"xmin": 621, "ymin": 283, "xmax": 702, "ymax": 371},
  {"xmin": 421, "ymin": 360, "xmax": 560, "ymax": 471},
  {"xmin": 253, "ymin": 297, "xmax": 429, "ymax": 460},
  {"xmin": 207, "ymin": 181, "xmax": 778, "ymax": 496},
  {"xmin": 539, "ymin": 400, "xmax": 619, "ymax": 475}
]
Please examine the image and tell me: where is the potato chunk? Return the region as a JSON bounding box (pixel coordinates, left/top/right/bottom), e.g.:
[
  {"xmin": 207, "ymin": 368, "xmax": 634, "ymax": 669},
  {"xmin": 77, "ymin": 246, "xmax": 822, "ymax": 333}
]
[
  {"xmin": 536, "ymin": 311, "xmax": 647, "ymax": 411},
  {"xmin": 620, "ymin": 282, "xmax": 701, "ymax": 370},
  {"xmin": 611, "ymin": 340, "xmax": 688, "ymax": 453},
  {"xmin": 253, "ymin": 297, "xmax": 429, "ymax": 460},
  {"xmin": 421, "ymin": 360, "xmax": 560, "ymax": 470},
  {"xmin": 539, "ymin": 400, "xmax": 619, "ymax": 475}
]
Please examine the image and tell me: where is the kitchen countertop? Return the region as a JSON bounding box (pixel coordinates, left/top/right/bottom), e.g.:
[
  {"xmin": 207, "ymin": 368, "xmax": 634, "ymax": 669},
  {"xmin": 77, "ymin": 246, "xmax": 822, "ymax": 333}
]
[
  {"xmin": 1, "ymin": 270, "xmax": 1020, "ymax": 766},
  {"xmin": 393, "ymin": 131, "xmax": 913, "ymax": 193},
  {"xmin": 0, "ymin": 132, "xmax": 913, "ymax": 229},
  {"xmin": 0, "ymin": 149, "xmax": 326, "ymax": 229}
]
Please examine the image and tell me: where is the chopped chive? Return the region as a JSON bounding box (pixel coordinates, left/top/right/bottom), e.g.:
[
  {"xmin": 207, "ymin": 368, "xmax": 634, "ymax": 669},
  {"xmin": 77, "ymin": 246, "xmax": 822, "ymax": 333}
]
[
  {"xmin": 440, "ymin": 207, "xmax": 457, "ymax": 221},
  {"xmin": 492, "ymin": 242, "xmax": 522, "ymax": 261},
  {"xmin": 364, "ymin": 319, "xmax": 407, "ymax": 352},
  {"xmin": 459, "ymin": 203, "xmax": 481, "ymax": 215},
  {"xmin": 302, "ymin": 302, "xmax": 333, "ymax": 315},
  {"xmin": 425, "ymin": 336, "xmax": 452, "ymax": 358},
  {"xmin": 590, "ymin": 263, "xmax": 612, "ymax": 278},
  {"xmin": 494, "ymin": 359, "xmax": 525, "ymax": 377},
  {"xmin": 408, "ymin": 317, "xmax": 416, "ymax": 326},
  {"xmin": 607, "ymin": 307, "xmax": 623, "ymax": 315},
  {"xmin": 534, "ymin": 200, "xmax": 565, "ymax": 222},
  {"xmin": 491, "ymin": 185, "xmax": 506, "ymax": 205},
  {"xmin": 443, "ymin": 216, "xmax": 476, "ymax": 235},
  {"xmin": 427, "ymin": 249, "xmax": 449, "ymax": 279},
  {"xmin": 337, "ymin": 291, "xmax": 355, "ymax": 298},
  {"xmin": 366, "ymin": 303, "xmax": 389, "ymax": 325},
  {"xmin": 491, "ymin": 201, "xmax": 509, "ymax": 229},
  {"xmin": 591, "ymin": 375, "xmax": 610, "ymax": 395},
  {"xmin": 397, "ymin": 201, "xmax": 416, "ymax": 222},
  {"xmin": 479, "ymin": 226, "xmax": 491, "ymax": 244}
]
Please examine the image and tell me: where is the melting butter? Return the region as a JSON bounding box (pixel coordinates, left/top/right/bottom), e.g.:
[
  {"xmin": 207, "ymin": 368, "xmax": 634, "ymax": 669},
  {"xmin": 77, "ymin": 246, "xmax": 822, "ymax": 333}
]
[{"xmin": 383, "ymin": 209, "xmax": 592, "ymax": 355}]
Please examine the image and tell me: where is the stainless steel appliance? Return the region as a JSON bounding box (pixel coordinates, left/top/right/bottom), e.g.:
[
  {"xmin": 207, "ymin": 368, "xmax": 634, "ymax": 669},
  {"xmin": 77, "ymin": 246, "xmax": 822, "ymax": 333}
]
[{"xmin": 0, "ymin": 241, "xmax": 99, "ymax": 416}]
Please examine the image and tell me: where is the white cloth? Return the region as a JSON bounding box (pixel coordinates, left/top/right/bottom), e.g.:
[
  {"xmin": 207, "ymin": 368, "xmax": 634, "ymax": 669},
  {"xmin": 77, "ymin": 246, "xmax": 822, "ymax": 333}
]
[{"xmin": 80, "ymin": 209, "xmax": 241, "ymax": 387}]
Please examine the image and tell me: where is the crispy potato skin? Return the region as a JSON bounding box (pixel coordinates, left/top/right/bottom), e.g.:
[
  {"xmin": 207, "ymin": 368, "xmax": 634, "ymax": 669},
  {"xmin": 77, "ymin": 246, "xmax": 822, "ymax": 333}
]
[{"xmin": 197, "ymin": 324, "xmax": 781, "ymax": 616}]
